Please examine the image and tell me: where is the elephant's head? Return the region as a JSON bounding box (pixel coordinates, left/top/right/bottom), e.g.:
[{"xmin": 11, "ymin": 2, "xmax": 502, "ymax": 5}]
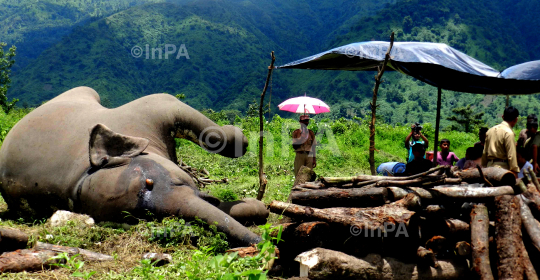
[{"xmin": 76, "ymin": 124, "xmax": 263, "ymax": 247}]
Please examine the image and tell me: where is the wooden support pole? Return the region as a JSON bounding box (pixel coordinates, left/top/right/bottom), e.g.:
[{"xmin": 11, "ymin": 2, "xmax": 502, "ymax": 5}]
[
  {"xmin": 369, "ymin": 32, "xmax": 394, "ymax": 175},
  {"xmin": 256, "ymin": 51, "xmax": 276, "ymax": 201},
  {"xmin": 433, "ymin": 87, "xmax": 442, "ymax": 167}
]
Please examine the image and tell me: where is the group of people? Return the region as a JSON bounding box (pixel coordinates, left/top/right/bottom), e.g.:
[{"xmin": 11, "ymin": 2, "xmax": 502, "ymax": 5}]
[
  {"xmin": 404, "ymin": 106, "xmax": 537, "ymax": 178},
  {"xmin": 291, "ymin": 106, "xmax": 539, "ymax": 179}
]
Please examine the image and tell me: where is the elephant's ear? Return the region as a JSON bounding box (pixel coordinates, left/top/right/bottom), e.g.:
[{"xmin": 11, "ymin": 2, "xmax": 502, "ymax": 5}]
[{"xmin": 89, "ymin": 124, "xmax": 150, "ymax": 168}]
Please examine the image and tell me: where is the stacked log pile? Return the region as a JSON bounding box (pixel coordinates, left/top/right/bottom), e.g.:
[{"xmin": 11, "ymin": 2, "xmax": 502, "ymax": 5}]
[{"xmin": 269, "ymin": 166, "xmax": 540, "ymax": 279}]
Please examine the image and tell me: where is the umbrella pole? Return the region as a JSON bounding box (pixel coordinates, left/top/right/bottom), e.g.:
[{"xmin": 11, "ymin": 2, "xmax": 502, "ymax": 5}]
[
  {"xmin": 369, "ymin": 32, "xmax": 394, "ymax": 175},
  {"xmin": 257, "ymin": 51, "xmax": 276, "ymax": 201},
  {"xmin": 433, "ymin": 87, "xmax": 442, "ymax": 167}
]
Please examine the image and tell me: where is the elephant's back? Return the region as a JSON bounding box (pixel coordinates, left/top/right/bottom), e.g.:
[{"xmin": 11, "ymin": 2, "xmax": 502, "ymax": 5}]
[{"xmin": 0, "ymin": 88, "xmax": 106, "ymax": 197}]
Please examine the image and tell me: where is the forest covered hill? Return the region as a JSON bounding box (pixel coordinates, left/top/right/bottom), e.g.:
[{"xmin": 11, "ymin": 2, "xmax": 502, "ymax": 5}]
[{"xmin": 3, "ymin": 0, "xmax": 540, "ymax": 129}]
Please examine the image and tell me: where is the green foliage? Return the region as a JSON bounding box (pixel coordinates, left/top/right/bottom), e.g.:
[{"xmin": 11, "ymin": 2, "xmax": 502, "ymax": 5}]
[
  {"xmin": 177, "ymin": 224, "xmax": 282, "ymax": 280},
  {"xmin": 133, "ymin": 258, "xmax": 166, "ymax": 280},
  {"xmin": 38, "ymin": 219, "xmax": 125, "ymax": 249},
  {"xmin": 213, "ymin": 188, "xmax": 239, "ymax": 202},
  {"xmin": 50, "ymin": 253, "xmax": 96, "ymax": 279},
  {"xmin": 0, "ymin": 42, "xmax": 17, "ymax": 114},
  {"xmin": 446, "ymin": 104, "xmax": 485, "ymax": 132},
  {"xmin": 175, "ymin": 93, "xmax": 186, "ymax": 100},
  {"xmin": 144, "ymin": 217, "xmax": 229, "ymax": 254}
]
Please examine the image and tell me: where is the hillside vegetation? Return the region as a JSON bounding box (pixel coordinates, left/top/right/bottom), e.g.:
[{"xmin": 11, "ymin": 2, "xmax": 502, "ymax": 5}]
[{"xmin": 8, "ymin": 0, "xmax": 540, "ymax": 130}]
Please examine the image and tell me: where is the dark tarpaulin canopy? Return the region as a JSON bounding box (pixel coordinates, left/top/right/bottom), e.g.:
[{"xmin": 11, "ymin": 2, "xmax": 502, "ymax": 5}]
[
  {"xmin": 276, "ymin": 41, "xmax": 540, "ymax": 169},
  {"xmin": 277, "ymin": 41, "xmax": 540, "ymax": 95}
]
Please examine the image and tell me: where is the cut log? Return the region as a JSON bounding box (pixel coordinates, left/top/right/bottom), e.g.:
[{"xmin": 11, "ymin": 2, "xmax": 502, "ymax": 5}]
[
  {"xmin": 516, "ymin": 232, "xmax": 539, "ymax": 280},
  {"xmin": 522, "ymin": 184, "xmax": 540, "ymax": 214},
  {"xmin": 320, "ymin": 166, "xmax": 447, "ymax": 186},
  {"xmin": 34, "ymin": 242, "xmax": 114, "ymax": 261},
  {"xmin": 375, "ymin": 176, "xmax": 449, "ymax": 187},
  {"xmin": 275, "ymin": 221, "xmax": 332, "ymax": 260},
  {"xmin": 0, "ymin": 228, "xmax": 29, "ymax": 253},
  {"xmin": 518, "ymin": 195, "xmax": 540, "ymax": 252},
  {"xmin": 390, "ymin": 185, "xmax": 512, "ymax": 204},
  {"xmin": 494, "ymin": 195, "xmax": 523, "ymax": 280},
  {"xmin": 422, "ymin": 205, "xmax": 447, "ymax": 217},
  {"xmin": 470, "ymin": 204, "xmax": 494, "ymax": 280},
  {"xmin": 295, "ymin": 248, "xmax": 470, "ymax": 280},
  {"xmin": 293, "ymin": 182, "xmax": 325, "ymax": 190},
  {"xmin": 269, "ymin": 193, "xmax": 418, "ymax": 234},
  {"xmin": 456, "ymin": 167, "xmax": 516, "ymax": 186},
  {"xmin": 289, "ymin": 187, "xmax": 389, "ymax": 208},
  {"xmin": 454, "ymin": 241, "xmax": 471, "ymax": 257},
  {"xmin": 425, "ymin": 236, "xmax": 448, "ymax": 256},
  {"xmin": 445, "ymin": 218, "xmax": 470, "ymax": 234},
  {"xmin": 0, "ymin": 249, "xmax": 61, "ymax": 272},
  {"xmin": 433, "ymin": 186, "xmax": 514, "ymax": 198},
  {"xmin": 417, "ymin": 246, "xmax": 438, "ymax": 268}
]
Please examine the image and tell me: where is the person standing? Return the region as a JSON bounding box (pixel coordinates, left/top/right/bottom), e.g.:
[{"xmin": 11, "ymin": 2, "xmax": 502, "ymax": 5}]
[
  {"xmin": 292, "ymin": 115, "xmax": 316, "ymax": 176},
  {"xmin": 481, "ymin": 106, "xmax": 520, "ymax": 175},
  {"xmin": 517, "ymin": 114, "xmax": 538, "ymax": 148},
  {"xmin": 524, "ymin": 119, "xmax": 539, "ymax": 173},
  {"xmin": 405, "ymin": 122, "xmax": 429, "ymax": 163},
  {"xmin": 474, "ymin": 127, "xmax": 488, "ymax": 150},
  {"xmin": 436, "ymin": 139, "xmax": 459, "ymax": 166}
]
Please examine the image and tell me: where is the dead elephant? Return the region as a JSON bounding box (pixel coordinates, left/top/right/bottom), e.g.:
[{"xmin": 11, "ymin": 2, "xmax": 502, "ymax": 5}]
[{"xmin": 0, "ymin": 87, "xmax": 268, "ymax": 246}]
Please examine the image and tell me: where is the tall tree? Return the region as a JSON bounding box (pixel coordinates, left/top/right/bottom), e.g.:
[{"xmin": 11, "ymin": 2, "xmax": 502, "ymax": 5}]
[
  {"xmin": 0, "ymin": 43, "xmax": 17, "ymax": 114},
  {"xmin": 446, "ymin": 105, "xmax": 484, "ymax": 133}
]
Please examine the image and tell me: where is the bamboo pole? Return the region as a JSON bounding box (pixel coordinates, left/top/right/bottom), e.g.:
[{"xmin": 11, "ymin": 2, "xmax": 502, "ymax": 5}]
[
  {"xmin": 369, "ymin": 32, "xmax": 394, "ymax": 175},
  {"xmin": 257, "ymin": 52, "xmax": 276, "ymax": 201},
  {"xmin": 432, "ymin": 87, "xmax": 442, "ymax": 167}
]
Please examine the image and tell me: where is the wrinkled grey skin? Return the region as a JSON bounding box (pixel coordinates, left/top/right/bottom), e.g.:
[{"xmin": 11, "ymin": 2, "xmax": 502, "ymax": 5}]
[{"xmin": 0, "ymin": 87, "xmax": 264, "ymax": 246}]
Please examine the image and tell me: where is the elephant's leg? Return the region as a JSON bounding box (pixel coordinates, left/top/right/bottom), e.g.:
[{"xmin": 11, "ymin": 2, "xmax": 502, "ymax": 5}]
[{"xmin": 161, "ymin": 187, "xmax": 261, "ymax": 247}]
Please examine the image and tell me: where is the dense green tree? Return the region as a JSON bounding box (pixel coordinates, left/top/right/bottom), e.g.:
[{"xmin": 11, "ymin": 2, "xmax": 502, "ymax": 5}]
[
  {"xmin": 0, "ymin": 43, "xmax": 17, "ymax": 114},
  {"xmin": 446, "ymin": 105, "xmax": 484, "ymax": 132}
]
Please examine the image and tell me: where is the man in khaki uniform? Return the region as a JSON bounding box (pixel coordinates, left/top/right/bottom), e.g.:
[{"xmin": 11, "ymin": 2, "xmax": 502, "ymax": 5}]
[
  {"xmin": 292, "ymin": 115, "xmax": 316, "ymax": 176},
  {"xmin": 481, "ymin": 106, "xmax": 520, "ymax": 175}
]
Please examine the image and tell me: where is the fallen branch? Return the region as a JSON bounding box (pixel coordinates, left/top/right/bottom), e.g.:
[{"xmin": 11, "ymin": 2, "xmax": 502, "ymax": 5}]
[
  {"xmin": 35, "ymin": 242, "xmax": 114, "ymax": 261},
  {"xmin": 321, "ymin": 166, "xmax": 446, "ymax": 185},
  {"xmin": 0, "ymin": 228, "xmax": 29, "ymax": 253}
]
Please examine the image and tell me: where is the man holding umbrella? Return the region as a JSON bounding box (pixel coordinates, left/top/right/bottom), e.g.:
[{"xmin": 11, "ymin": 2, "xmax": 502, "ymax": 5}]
[{"xmin": 292, "ymin": 115, "xmax": 316, "ymax": 176}]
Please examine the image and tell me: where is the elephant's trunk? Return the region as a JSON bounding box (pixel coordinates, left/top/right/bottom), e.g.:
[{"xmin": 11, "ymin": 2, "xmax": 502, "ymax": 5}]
[{"xmin": 161, "ymin": 187, "xmax": 261, "ymax": 247}]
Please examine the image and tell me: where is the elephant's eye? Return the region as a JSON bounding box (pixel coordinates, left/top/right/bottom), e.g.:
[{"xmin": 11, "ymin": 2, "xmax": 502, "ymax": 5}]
[{"xmin": 145, "ymin": 178, "xmax": 154, "ymax": 190}]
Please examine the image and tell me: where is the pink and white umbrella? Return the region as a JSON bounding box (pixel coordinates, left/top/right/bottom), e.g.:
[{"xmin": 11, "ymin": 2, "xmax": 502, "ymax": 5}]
[{"xmin": 278, "ymin": 96, "xmax": 330, "ymax": 114}]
